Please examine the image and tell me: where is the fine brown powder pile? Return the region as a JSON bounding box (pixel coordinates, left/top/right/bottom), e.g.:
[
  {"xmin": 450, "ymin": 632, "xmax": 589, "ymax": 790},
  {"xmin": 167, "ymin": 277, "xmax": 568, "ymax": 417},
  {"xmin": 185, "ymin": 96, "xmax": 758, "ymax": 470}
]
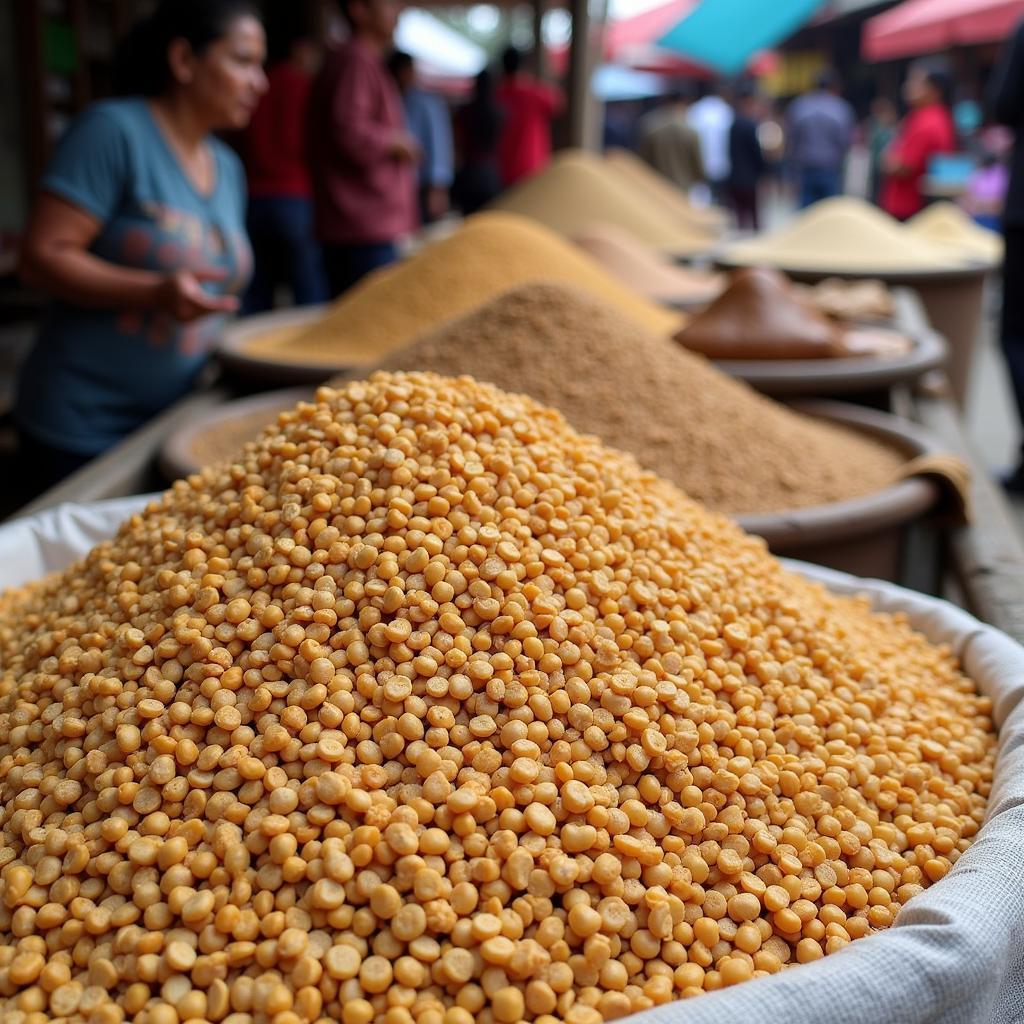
[
  {"xmin": 365, "ymin": 283, "xmax": 905, "ymax": 515},
  {"xmin": 238, "ymin": 213, "xmax": 680, "ymax": 370},
  {"xmin": 490, "ymin": 151, "xmax": 719, "ymax": 256}
]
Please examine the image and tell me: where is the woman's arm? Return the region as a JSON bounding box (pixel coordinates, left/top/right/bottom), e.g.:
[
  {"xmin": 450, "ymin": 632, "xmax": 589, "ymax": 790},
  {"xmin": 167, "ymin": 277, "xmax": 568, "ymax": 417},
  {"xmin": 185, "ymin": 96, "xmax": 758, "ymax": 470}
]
[{"xmin": 19, "ymin": 193, "xmax": 238, "ymax": 321}]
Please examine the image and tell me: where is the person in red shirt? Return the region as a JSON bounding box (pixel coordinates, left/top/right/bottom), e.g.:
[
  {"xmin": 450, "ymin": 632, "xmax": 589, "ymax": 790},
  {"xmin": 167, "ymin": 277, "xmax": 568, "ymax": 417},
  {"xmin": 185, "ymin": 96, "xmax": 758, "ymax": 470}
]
[
  {"xmin": 242, "ymin": 17, "xmax": 325, "ymax": 313},
  {"xmin": 308, "ymin": 0, "xmax": 419, "ymax": 296},
  {"xmin": 495, "ymin": 46, "xmax": 563, "ymax": 189},
  {"xmin": 880, "ymin": 66, "xmax": 956, "ymax": 220}
]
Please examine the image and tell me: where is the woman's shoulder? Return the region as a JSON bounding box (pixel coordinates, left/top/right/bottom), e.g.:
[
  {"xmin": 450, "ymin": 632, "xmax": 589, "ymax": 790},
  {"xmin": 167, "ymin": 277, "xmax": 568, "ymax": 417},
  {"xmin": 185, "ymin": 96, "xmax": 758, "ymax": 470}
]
[
  {"xmin": 74, "ymin": 97, "xmax": 149, "ymax": 133},
  {"xmin": 210, "ymin": 137, "xmax": 245, "ymax": 180}
]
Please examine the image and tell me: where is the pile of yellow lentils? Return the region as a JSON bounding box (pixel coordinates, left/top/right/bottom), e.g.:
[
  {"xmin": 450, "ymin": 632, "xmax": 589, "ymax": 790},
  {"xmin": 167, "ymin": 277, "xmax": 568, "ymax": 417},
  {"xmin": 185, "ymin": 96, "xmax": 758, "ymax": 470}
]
[{"xmin": 0, "ymin": 372, "xmax": 996, "ymax": 1024}]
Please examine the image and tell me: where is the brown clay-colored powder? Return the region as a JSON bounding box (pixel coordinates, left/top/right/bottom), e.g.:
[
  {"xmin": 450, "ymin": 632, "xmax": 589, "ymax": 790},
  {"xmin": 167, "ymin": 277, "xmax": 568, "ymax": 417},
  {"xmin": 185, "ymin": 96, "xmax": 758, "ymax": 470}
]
[
  {"xmin": 365, "ymin": 282, "xmax": 906, "ymax": 515},
  {"xmin": 238, "ymin": 213, "xmax": 680, "ymax": 369}
]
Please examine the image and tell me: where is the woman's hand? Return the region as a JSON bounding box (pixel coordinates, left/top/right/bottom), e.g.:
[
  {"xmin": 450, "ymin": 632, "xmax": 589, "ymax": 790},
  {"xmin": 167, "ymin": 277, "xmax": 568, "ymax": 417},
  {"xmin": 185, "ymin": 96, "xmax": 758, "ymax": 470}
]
[
  {"xmin": 156, "ymin": 268, "xmax": 240, "ymax": 322},
  {"xmin": 20, "ymin": 194, "xmax": 241, "ymax": 318}
]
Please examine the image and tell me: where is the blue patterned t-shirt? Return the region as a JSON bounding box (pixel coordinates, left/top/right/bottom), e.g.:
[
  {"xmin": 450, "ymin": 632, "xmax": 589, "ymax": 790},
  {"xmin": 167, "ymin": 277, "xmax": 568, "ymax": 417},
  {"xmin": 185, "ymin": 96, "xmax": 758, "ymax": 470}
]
[{"xmin": 17, "ymin": 98, "xmax": 251, "ymax": 455}]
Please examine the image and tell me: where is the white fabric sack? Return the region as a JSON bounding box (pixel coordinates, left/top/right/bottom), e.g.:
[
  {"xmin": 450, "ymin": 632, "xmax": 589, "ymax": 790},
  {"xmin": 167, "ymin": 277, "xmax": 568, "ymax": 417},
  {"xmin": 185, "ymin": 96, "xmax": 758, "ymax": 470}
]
[{"xmin": 1, "ymin": 501, "xmax": 1022, "ymax": 1024}]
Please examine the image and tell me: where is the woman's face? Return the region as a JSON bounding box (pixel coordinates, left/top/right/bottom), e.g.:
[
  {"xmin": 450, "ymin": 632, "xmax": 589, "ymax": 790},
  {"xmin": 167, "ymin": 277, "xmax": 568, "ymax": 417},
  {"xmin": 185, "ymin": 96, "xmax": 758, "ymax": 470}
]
[{"xmin": 172, "ymin": 15, "xmax": 268, "ymax": 130}]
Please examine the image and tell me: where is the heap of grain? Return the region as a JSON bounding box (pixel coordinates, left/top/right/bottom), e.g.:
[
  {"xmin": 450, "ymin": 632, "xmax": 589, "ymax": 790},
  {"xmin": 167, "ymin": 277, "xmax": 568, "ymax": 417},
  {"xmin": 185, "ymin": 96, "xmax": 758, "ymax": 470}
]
[
  {"xmin": 0, "ymin": 370, "xmax": 995, "ymax": 1024},
  {"xmin": 489, "ymin": 151, "xmax": 718, "ymax": 256},
  {"xmin": 571, "ymin": 225, "xmax": 724, "ymax": 307},
  {"xmin": 237, "ymin": 214, "xmax": 679, "ymax": 371},
  {"xmin": 601, "ymin": 149, "xmax": 726, "ymax": 233},
  {"xmin": 369, "ymin": 282, "xmax": 905, "ymax": 515},
  {"xmin": 721, "ymin": 197, "xmax": 972, "ymax": 274},
  {"xmin": 905, "ymin": 202, "xmax": 1003, "ymax": 263}
]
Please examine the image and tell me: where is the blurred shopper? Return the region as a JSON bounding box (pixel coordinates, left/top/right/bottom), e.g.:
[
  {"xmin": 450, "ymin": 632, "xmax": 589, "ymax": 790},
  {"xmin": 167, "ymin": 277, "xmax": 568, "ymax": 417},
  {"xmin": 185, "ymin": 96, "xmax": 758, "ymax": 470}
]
[
  {"xmin": 496, "ymin": 46, "xmax": 563, "ymax": 188},
  {"xmin": 309, "ymin": 0, "xmax": 418, "ymax": 296},
  {"xmin": 880, "ymin": 66, "xmax": 955, "ymax": 220},
  {"xmin": 389, "ymin": 51, "xmax": 454, "ymax": 225},
  {"xmin": 687, "ymin": 83, "xmax": 733, "ymax": 203},
  {"xmin": 16, "ymin": 0, "xmax": 264, "ymax": 490},
  {"xmin": 866, "ymin": 96, "xmax": 898, "ymax": 205},
  {"xmin": 963, "ymin": 150, "xmax": 1009, "ymax": 232},
  {"xmin": 727, "ymin": 83, "xmax": 766, "ymax": 231},
  {"xmin": 637, "ymin": 87, "xmax": 705, "ymax": 197},
  {"xmin": 990, "ymin": 20, "xmax": 1024, "ymax": 490},
  {"xmin": 787, "ymin": 71, "xmax": 854, "ymax": 208},
  {"xmin": 453, "ymin": 69, "xmax": 504, "ymax": 214},
  {"xmin": 242, "ymin": 16, "xmax": 325, "ymax": 313}
]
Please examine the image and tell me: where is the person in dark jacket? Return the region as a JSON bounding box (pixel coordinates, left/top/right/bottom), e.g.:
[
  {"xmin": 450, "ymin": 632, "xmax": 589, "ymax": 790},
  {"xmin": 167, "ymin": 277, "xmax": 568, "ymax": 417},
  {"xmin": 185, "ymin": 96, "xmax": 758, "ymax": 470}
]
[
  {"xmin": 727, "ymin": 84, "xmax": 766, "ymax": 231},
  {"xmin": 990, "ymin": 17, "xmax": 1024, "ymax": 491},
  {"xmin": 453, "ymin": 69, "xmax": 504, "ymax": 214}
]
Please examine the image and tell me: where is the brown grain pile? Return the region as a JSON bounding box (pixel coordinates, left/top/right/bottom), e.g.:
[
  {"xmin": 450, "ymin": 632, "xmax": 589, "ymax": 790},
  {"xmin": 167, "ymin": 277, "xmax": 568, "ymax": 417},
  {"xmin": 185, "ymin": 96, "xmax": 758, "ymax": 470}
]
[
  {"xmin": 490, "ymin": 152, "xmax": 719, "ymax": 256},
  {"xmin": 0, "ymin": 371, "xmax": 995, "ymax": 1024},
  {"xmin": 369, "ymin": 283, "xmax": 905, "ymax": 515},
  {"xmin": 238, "ymin": 214, "xmax": 680, "ymax": 370}
]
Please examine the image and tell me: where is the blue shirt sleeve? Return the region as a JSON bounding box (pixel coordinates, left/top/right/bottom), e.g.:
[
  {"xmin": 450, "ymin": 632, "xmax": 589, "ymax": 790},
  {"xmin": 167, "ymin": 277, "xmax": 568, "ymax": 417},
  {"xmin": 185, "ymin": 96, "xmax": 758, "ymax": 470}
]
[
  {"xmin": 424, "ymin": 94, "xmax": 454, "ymax": 189},
  {"xmin": 40, "ymin": 103, "xmax": 131, "ymax": 222}
]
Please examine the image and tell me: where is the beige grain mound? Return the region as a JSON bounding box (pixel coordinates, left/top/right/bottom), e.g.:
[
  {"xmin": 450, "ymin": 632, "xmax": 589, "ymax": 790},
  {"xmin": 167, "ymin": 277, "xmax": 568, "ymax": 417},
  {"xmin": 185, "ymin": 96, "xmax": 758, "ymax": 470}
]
[
  {"xmin": 905, "ymin": 202, "xmax": 1003, "ymax": 263},
  {"xmin": 490, "ymin": 150, "xmax": 719, "ymax": 255},
  {"xmin": 722, "ymin": 197, "xmax": 971, "ymax": 274},
  {"xmin": 238, "ymin": 213, "xmax": 680, "ymax": 369},
  {"xmin": 603, "ymin": 147, "xmax": 728, "ymax": 232},
  {"xmin": 370, "ymin": 282, "xmax": 906, "ymax": 515}
]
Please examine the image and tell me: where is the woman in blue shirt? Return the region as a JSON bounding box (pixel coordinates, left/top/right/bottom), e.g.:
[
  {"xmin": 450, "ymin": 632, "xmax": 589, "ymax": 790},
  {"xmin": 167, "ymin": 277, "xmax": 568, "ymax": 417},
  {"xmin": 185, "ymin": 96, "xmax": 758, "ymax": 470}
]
[{"xmin": 17, "ymin": 0, "xmax": 267, "ymax": 487}]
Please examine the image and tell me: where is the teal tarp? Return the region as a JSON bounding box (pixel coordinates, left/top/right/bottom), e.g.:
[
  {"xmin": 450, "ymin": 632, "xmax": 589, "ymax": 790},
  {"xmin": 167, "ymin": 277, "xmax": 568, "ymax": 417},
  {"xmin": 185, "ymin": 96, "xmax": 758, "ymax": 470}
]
[{"xmin": 657, "ymin": 0, "xmax": 828, "ymax": 75}]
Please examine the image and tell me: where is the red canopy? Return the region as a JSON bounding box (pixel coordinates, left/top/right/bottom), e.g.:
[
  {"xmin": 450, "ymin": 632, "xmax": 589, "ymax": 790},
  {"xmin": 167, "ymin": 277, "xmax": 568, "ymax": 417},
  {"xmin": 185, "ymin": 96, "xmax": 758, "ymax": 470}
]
[{"xmin": 863, "ymin": 0, "xmax": 1024, "ymax": 61}]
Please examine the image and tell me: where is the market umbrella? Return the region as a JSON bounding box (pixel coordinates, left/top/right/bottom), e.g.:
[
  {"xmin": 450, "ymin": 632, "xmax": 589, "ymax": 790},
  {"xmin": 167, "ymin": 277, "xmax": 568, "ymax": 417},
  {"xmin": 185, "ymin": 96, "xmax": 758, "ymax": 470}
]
[
  {"xmin": 656, "ymin": 0, "xmax": 828, "ymax": 76},
  {"xmin": 863, "ymin": 0, "xmax": 1024, "ymax": 62}
]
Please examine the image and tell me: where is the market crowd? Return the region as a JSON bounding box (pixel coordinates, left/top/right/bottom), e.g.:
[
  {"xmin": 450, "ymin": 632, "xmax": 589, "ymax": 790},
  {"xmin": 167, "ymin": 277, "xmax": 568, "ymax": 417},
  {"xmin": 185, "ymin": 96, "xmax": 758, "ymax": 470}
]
[{"xmin": 13, "ymin": 0, "xmax": 1024, "ymax": 492}]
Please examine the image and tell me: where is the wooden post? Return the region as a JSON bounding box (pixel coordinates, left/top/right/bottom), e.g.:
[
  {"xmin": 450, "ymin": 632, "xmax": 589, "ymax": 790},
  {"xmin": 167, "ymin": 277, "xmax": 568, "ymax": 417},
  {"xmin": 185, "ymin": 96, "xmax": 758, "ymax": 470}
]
[
  {"xmin": 15, "ymin": 1, "xmax": 46, "ymax": 197},
  {"xmin": 566, "ymin": 0, "xmax": 590, "ymax": 148}
]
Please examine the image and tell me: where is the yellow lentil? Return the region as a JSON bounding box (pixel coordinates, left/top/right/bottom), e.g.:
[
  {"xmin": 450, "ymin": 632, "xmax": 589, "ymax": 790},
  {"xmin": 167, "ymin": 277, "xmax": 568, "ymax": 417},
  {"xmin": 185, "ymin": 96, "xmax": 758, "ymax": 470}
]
[{"xmin": 0, "ymin": 371, "xmax": 995, "ymax": 1024}]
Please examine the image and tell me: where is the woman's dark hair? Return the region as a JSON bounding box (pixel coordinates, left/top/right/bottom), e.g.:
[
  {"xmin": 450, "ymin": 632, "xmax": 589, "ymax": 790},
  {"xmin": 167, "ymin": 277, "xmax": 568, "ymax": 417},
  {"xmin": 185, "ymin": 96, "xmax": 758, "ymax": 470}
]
[{"xmin": 114, "ymin": 0, "xmax": 260, "ymax": 96}]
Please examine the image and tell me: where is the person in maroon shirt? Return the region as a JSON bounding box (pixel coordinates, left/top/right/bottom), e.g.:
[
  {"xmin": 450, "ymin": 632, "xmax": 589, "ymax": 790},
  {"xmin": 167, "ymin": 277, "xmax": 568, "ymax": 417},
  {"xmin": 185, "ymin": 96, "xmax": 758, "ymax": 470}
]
[
  {"xmin": 308, "ymin": 0, "xmax": 418, "ymax": 296},
  {"xmin": 242, "ymin": 17, "xmax": 326, "ymax": 313},
  {"xmin": 880, "ymin": 67, "xmax": 956, "ymax": 221},
  {"xmin": 495, "ymin": 46, "xmax": 563, "ymax": 189}
]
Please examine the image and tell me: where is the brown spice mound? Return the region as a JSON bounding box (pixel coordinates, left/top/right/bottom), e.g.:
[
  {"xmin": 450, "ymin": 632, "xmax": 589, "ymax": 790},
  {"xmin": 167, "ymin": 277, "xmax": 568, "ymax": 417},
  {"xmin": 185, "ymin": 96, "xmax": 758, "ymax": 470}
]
[
  {"xmin": 0, "ymin": 371, "xmax": 995, "ymax": 1023},
  {"xmin": 370, "ymin": 283, "xmax": 905, "ymax": 515}
]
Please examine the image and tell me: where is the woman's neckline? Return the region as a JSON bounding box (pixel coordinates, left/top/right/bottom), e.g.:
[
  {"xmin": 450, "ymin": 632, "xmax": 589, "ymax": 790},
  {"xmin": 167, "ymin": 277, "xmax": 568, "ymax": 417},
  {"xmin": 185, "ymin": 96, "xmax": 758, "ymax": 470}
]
[{"xmin": 144, "ymin": 99, "xmax": 218, "ymax": 201}]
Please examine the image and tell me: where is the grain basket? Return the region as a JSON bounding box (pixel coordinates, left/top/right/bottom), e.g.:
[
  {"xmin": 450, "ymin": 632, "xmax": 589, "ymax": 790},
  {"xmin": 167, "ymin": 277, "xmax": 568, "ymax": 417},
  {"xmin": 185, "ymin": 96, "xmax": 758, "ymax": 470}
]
[{"xmin": 0, "ymin": 500, "xmax": 1021, "ymax": 1024}]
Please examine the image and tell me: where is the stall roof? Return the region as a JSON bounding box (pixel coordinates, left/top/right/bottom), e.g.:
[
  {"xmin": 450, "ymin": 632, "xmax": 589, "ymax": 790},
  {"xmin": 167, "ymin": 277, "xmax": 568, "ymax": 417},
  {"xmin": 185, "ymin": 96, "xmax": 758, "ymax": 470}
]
[
  {"xmin": 862, "ymin": 0, "xmax": 1024, "ymax": 60},
  {"xmin": 657, "ymin": 0, "xmax": 829, "ymax": 74},
  {"xmin": 395, "ymin": 8, "xmax": 487, "ymax": 79}
]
